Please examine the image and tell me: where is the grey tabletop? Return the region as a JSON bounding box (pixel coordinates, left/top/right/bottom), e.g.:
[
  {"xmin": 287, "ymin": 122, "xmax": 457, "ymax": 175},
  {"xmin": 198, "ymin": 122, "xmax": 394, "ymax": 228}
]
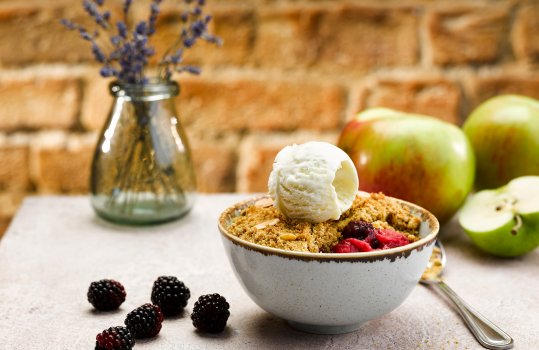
[{"xmin": 0, "ymin": 195, "xmax": 537, "ymax": 350}]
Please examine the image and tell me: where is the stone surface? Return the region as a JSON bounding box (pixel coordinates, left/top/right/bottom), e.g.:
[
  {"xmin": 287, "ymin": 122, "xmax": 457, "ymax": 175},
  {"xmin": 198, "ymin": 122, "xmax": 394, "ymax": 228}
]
[
  {"xmin": 0, "ymin": 195, "xmax": 537, "ymax": 349},
  {"xmin": 425, "ymin": 5, "xmax": 510, "ymax": 65},
  {"xmin": 354, "ymin": 74, "xmax": 462, "ymax": 124}
]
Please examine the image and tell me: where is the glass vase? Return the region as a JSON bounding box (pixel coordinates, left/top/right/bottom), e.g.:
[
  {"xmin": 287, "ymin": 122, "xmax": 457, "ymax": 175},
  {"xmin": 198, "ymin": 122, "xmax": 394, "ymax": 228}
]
[{"xmin": 90, "ymin": 80, "xmax": 196, "ymax": 225}]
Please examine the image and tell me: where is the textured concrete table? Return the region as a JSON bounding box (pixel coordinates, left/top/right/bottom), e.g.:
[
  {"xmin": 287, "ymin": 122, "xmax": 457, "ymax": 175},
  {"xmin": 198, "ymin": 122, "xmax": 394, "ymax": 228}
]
[{"xmin": 0, "ymin": 195, "xmax": 537, "ymax": 349}]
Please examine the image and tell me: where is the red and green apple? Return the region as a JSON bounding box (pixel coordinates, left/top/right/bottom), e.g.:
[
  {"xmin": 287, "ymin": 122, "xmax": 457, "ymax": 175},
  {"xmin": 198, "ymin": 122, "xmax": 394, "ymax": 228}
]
[
  {"xmin": 459, "ymin": 176, "xmax": 539, "ymax": 257},
  {"xmin": 463, "ymin": 95, "xmax": 539, "ymax": 190},
  {"xmin": 338, "ymin": 108, "xmax": 475, "ymax": 223}
]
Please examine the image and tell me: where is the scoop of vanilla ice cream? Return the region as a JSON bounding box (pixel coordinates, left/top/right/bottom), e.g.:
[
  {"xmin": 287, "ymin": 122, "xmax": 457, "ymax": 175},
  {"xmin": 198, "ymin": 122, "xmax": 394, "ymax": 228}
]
[{"xmin": 268, "ymin": 141, "xmax": 359, "ymax": 223}]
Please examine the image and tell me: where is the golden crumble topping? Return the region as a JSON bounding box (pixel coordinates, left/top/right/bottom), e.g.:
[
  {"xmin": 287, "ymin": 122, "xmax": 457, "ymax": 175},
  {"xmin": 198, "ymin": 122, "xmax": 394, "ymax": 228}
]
[{"xmin": 228, "ymin": 193, "xmax": 422, "ymax": 253}]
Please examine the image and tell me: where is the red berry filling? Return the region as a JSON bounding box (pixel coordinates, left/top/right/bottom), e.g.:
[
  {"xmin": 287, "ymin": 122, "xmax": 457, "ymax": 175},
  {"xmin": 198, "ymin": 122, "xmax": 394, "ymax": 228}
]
[
  {"xmin": 332, "ymin": 221, "xmax": 410, "ymax": 253},
  {"xmin": 375, "ymin": 229, "xmax": 410, "ymax": 248}
]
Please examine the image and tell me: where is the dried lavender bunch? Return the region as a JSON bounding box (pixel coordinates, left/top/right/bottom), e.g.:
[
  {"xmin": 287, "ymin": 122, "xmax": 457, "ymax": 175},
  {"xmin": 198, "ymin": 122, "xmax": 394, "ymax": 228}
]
[{"xmin": 62, "ymin": 0, "xmax": 221, "ymax": 84}]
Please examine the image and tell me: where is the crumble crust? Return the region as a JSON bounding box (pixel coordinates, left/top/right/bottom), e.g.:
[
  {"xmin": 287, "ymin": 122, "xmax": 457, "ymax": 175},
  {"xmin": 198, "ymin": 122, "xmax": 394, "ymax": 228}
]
[{"xmin": 228, "ymin": 193, "xmax": 422, "ymax": 253}]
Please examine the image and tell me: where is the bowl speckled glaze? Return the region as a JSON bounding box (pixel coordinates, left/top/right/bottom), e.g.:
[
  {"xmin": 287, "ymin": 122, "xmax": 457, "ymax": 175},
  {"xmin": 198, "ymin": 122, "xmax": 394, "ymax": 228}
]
[{"xmin": 218, "ymin": 192, "xmax": 439, "ymax": 334}]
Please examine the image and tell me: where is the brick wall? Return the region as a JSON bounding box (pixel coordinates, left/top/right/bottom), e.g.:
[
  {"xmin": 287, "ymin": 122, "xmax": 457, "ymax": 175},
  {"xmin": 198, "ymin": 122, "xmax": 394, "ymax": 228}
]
[{"xmin": 1, "ymin": 0, "xmax": 539, "ymax": 236}]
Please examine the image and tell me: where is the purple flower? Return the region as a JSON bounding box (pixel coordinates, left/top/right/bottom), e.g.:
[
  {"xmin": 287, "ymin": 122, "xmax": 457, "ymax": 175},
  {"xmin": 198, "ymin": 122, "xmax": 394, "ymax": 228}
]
[
  {"xmin": 135, "ymin": 21, "xmax": 147, "ymax": 35},
  {"xmin": 191, "ymin": 20, "xmax": 206, "ymax": 36},
  {"xmin": 117, "ymin": 21, "xmax": 127, "ymax": 39},
  {"xmin": 176, "ymin": 66, "xmax": 201, "ymax": 75},
  {"xmin": 83, "ymin": 0, "xmax": 109, "ymax": 29},
  {"xmin": 62, "ymin": 0, "xmax": 221, "ymax": 84},
  {"xmin": 92, "ymin": 43, "xmax": 107, "ymax": 63},
  {"xmin": 60, "ymin": 19, "xmax": 77, "ymax": 30},
  {"xmin": 170, "ymin": 49, "xmax": 184, "ymax": 64},
  {"xmin": 100, "ymin": 66, "xmax": 118, "ymax": 77},
  {"xmin": 148, "ymin": 2, "xmax": 160, "ymax": 36},
  {"xmin": 123, "ymin": 0, "xmax": 132, "ymax": 18},
  {"xmin": 111, "ymin": 35, "xmax": 122, "ymax": 47},
  {"xmin": 79, "ymin": 28, "xmax": 93, "ymax": 41}
]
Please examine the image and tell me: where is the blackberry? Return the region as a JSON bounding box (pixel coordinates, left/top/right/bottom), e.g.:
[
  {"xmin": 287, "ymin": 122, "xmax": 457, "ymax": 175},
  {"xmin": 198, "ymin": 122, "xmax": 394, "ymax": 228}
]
[
  {"xmin": 124, "ymin": 303, "xmax": 164, "ymax": 338},
  {"xmin": 191, "ymin": 293, "xmax": 230, "ymax": 333},
  {"xmin": 87, "ymin": 279, "xmax": 126, "ymax": 311},
  {"xmin": 151, "ymin": 276, "xmax": 190, "ymax": 317},
  {"xmin": 95, "ymin": 326, "xmax": 134, "ymax": 350},
  {"xmin": 341, "ymin": 221, "xmax": 375, "ymax": 240}
]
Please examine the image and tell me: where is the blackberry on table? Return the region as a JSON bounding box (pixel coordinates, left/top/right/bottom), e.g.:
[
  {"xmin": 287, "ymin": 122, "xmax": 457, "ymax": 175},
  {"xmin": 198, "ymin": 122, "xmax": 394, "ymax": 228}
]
[
  {"xmin": 87, "ymin": 279, "xmax": 126, "ymax": 311},
  {"xmin": 124, "ymin": 303, "xmax": 164, "ymax": 339},
  {"xmin": 95, "ymin": 326, "xmax": 134, "ymax": 350},
  {"xmin": 151, "ymin": 276, "xmax": 191, "ymax": 317},
  {"xmin": 191, "ymin": 293, "xmax": 230, "ymax": 333}
]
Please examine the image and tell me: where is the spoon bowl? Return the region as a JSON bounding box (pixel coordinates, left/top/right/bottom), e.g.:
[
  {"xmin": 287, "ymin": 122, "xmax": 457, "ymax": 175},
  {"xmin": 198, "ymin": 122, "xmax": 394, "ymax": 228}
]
[{"xmin": 420, "ymin": 240, "xmax": 514, "ymax": 350}]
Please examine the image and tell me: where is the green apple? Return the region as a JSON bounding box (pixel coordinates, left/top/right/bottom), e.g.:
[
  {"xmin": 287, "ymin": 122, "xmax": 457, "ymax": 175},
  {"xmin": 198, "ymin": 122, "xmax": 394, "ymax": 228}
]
[
  {"xmin": 463, "ymin": 95, "xmax": 539, "ymax": 190},
  {"xmin": 459, "ymin": 176, "xmax": 539, "ymax": 257},
  {"xmin": 338, "ymin": 108, "xmax": 475, "ymax": 223}
]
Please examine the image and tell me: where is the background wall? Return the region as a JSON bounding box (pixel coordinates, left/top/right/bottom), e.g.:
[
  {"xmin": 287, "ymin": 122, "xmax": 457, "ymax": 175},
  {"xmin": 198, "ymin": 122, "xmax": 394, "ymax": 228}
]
[{"xmin": 1, "ymin": 0, "xmax": 539, "ymax": 236}]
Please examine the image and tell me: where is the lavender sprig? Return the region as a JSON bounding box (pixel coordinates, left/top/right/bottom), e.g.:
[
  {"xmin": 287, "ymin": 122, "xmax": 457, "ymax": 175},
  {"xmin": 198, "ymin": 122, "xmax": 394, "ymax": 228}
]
[
  {"xmin": 158, "ymin": 4, "xmax": 222, "ymax": 80},
  {"xmin": 61, "ymin": 0, "xmax": 221, "ymax": 85},
  {"xmin": 82, "ymin": 0, "xmax": 109, "ymax": 30}
]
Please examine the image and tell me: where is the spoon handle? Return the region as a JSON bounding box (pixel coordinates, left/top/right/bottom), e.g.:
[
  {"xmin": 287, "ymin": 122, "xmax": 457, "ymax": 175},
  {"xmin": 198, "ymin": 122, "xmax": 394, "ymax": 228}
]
[{"xmin": 435, "ymin": 281, "xmax": 514, "ymax": 350}]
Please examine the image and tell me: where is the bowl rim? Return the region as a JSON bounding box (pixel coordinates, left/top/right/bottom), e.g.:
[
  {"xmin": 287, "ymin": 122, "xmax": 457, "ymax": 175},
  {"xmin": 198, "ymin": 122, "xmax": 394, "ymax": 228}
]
[{"xmin": 218, "ymin": 192, "xmax": 439, "ymax": 262}]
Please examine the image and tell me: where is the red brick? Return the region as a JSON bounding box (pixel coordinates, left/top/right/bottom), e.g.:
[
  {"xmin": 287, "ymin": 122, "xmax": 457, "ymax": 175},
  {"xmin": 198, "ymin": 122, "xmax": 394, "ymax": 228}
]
[
  {"xmin": 466, "ymin": 71, "xmax": 539, "ymax": 111},
  {"xmin": 354, "ymin": 74, "xmax": 462, "ymax": 124},
  {"xmin": 80, "ymin": 76, "xmax": 113, "ymax": 131},
  {"xmin": 0, "ymin": 191, "xmax": 25, "ymax": 219},
  {"xmin": 0, "ymin": 218, "xmax": 9, "ymax": 239},
  {"xmin": 237, "ymin": 132, "xmax": 338, "ymax": 193},
  {"xmin": 0, "ymin": 191, "xmax": 25, "ymax": 239},
  {"xmin": 255, "ymin": 4, "xmax": 419, "ymax": 72},
  {"xmin": 0, "ymin": 75, "xmax": 80, "ymax": 131},
  {"xmin": 0, "ymin": 134, "xmax": 30, "ymax": 192},
  {"xmin": 176, "ymin": 74, "xmax": 345, "ymax": 133},
  {"xmin": 189, "ymin": 134, "xmax": 238, "ymax": 193},
  {"xmin": 511, "ymin": 3, "xmax": 539, "ymax": 63},
  {"xmin": 0, "ymin": 3, "xmax": 95, "ymax": 65},
  {"xmin": 316, "ymin": 4, "xmax": 419, "ymax": 72},
  {"xmin": 31, "ymin": 132, "xmax": 97, "ymax": 193},
  {"xmin": 150, "ymin": 5, "xmax": 255, "ymax": 68},
  {"xmin": 425, "ymin": 5, "xmax": 510, "ymax": 65},
  {"xmin": 254, "ymin": 6, "xmax": 320, "ymax": 69}
]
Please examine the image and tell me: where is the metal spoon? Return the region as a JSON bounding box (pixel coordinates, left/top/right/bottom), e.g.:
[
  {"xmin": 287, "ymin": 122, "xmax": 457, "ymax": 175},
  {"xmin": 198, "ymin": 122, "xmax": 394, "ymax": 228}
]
[{"xmin": 420, "ymin": 240, "xmax": 514, "ymax": 350}]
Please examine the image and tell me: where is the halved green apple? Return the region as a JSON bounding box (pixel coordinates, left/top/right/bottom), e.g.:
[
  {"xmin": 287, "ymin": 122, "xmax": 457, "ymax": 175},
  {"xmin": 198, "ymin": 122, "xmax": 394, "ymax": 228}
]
[{"xmin": 459, "ymin": 176, "xmax": 539, "ymax": 257}]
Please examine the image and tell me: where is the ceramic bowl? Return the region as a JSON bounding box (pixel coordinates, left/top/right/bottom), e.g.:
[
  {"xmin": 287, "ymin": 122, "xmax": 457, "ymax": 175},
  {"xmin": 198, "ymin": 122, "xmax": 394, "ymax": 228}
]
[{"xmin": 218, "ymin": 192, "xmax": 439, "ymax": 334}]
